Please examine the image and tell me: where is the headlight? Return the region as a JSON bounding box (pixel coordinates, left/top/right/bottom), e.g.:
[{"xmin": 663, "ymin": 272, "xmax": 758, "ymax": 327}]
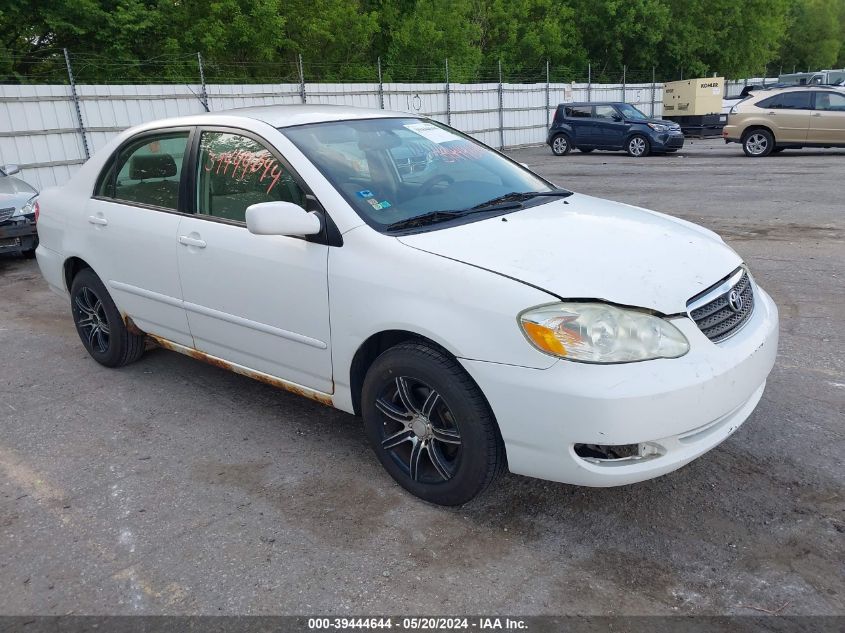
[
  {"xmin": 519, "ymin": 302, "xmax": 689, "ymax": 363},
  {"xmin": 647, "ymin": 123, "xmax": 668, "ymax": 132},
  {"xmin": 14, "ymin": 195, "xmax": 38, "ymax": 218}
]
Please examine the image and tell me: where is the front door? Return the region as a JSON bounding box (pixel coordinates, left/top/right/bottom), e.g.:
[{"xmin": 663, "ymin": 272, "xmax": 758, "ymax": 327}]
[
  {"xmin": 593, "ymin": 105, "xmax": 627, "ymax": 148},
  {"xmin": 175, "ymin": 129, "xmax": 333, "ymax": 393},
  {"xmin": 808, "ymin": 91, "xmax": 845, "ymax": 143}
]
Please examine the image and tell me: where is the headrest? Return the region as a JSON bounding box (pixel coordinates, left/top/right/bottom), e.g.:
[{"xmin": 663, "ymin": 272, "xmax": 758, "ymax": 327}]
[{"xmin": 130, "ymin": 154, "xmax": 177, "ymax": 179}]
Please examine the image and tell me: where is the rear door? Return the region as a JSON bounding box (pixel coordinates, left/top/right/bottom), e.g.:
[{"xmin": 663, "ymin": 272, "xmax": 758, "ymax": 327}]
[
  {"xmin": 86, "ymin": 129, "xmax": 193, "ymax": 346},
  {"xmin": 758, "ymin": 92, "xmax": 812, "ymax": 143},
  {"xmin": 808, "ymin": 91, "xmax": 845, "ymax": 143},
  {"xmin": 175, "ymin": 127, "xmax": 333, "ymax": 393},
  {"xmin": 563, "ymin": 105, "xmax": 595, "ymax": 145}
]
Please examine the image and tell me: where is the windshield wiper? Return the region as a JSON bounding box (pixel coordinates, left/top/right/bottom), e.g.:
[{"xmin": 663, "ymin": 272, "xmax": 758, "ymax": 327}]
[
  {"xmin": 470, "ymin": 189, "xmax": 573, "ymax": 211},
  {"xmin": 385, "ymin": 210, "xmax": 463, "ymax": 231},
  {"xmin": 385, "ymin": 189, "xmax": 572, "ymax": 232}
]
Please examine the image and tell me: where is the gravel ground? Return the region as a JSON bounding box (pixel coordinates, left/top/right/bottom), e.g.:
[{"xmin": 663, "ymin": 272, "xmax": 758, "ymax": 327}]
[{"xmin": 0, "ymin": 138, "xmax": 842, "ymax": 616}]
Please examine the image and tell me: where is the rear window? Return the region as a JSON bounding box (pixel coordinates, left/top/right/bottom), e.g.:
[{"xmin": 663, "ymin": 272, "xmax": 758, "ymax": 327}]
[
  {"xmin": 757, "ymin": 92, "xmax": 812, "ymax": 110},
  {"xmin": 564, "ymin": 106, "xmax": 592, "ymax": 118}
]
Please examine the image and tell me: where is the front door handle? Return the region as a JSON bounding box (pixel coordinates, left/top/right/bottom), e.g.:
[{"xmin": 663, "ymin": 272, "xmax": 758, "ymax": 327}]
[
  {"xmin": 88, "ymin": 215, "xmax": 108, "ymax": 226},
  {"xmin": 767, "ymin": 111, "xmax": 776, "ymax": 116},
  {"xmin": 178, "ymin": 235, "xmax": 207, "ymax": 248},
  {"xmin": 812, "ymin": 112, "xmax": 822, "ymax": 117}
]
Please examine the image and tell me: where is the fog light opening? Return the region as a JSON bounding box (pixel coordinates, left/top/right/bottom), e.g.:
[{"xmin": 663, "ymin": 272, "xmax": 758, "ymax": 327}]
[{"xmin": 574, "ymin": 442, "xmax": 664, "ymax": 463}]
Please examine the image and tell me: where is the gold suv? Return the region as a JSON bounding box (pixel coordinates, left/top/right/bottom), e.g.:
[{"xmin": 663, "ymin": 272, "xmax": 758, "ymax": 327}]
[{"xmin": 723, "ymin": 86, "xmax": 845, "ymax": 156}]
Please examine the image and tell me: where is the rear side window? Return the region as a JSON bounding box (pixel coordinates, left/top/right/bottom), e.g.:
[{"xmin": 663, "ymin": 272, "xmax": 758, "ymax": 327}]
[
  {"xmin": 757, "ymin": 92, "xmax": 812, "ymax": 110},
  {"xmin": 565, "ymin": 106, "xmax": 592, "ymax": 118},
  {"xmin": 105, "ymin": 132, "xmax": 189, "ymax": 210},
  {"xmin": 196, "ymin": 131, "xmax": 305, "ymax": 224}
]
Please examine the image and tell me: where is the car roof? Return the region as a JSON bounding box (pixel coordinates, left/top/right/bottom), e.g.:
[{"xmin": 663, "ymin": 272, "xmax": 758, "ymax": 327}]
[{"xmin": 205, "ymin": 104, "xmax": 411, "ymax": 128}]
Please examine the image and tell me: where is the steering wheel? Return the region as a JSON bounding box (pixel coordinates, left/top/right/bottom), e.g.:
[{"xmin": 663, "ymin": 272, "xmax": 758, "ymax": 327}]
[{"xmin": 417, "ymin": 174, "xmax": 455, "ymax": 197}]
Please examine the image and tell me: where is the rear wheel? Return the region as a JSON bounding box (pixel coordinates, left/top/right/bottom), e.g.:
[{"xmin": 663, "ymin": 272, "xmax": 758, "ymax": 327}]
[
  {"xmin": 626, "ymin": 135, "xmax": 651, "ymax": 157},
  {"xmin": 70, "ymin": 268, "xmax": 146, "ymax": 368},
  {"xmin": 742, "ymin": 129, "xmax": 774, "ymax": 157},
  {"xmin": 551, "ymin": 134, "xmax": 572, "ymax": 156},
  {"xmin": 361, "ymin": 342, "xmax": 504, "ymax": 505}
]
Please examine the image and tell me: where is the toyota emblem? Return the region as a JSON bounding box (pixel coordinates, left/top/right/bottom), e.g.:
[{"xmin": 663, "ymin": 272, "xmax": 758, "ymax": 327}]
[{"xmin": 728, "ymin": 289, "xmax": 743, "ymax": 313}]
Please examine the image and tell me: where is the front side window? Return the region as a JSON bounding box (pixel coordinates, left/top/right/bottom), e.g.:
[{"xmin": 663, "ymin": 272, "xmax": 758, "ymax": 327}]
[
  {"xmin": 594, "ymin": 105, "xmax": 619, "ymax": 120},
  {"xmin": 757, "ymin": 92, "xmax": 812, "ymax": 110},
  {"xmin": 196, "ymin": 131, "xmax": 305, "ymax": 223},
  {"xmin": 565, "ymin": 105, "xmax": 591, "ymax": 118},
  {"xmin": 108, "ymin": 132, "xmax": 189, "ymax": 209},
  {"xmin": 616, "ymin": 103, "xmax": 649, "ymax": 120},
  {"xmin": 282, "ymin": 117, "xmax": 554, "ymax": 231},
  {"xmin": 813, "ymin": 92, "xmax": 845, "ymax": 111}
]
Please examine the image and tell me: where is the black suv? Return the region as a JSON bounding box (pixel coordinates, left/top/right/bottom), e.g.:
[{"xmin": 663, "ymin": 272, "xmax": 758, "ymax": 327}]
[{"xmin": 547, "ymin": 102, "xmax": 685, "ymax": 157}]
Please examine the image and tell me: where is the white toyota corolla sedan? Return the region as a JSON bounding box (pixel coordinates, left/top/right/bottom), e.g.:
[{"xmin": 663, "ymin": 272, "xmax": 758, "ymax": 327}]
[{"xmin": 35, "ymin": 105, "xmax": 778, "ymax": 505}]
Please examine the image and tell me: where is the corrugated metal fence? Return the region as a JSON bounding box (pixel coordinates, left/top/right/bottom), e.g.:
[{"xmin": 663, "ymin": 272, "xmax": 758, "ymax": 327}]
[{"xmin": 0, "ymin": 81, "xmax": 663, "ymax": 190}]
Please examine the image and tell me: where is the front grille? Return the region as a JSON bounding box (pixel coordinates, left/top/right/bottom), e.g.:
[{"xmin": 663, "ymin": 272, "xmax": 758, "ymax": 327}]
[
  {"xmin": 688, "ymin": 269, "xmax": 754, "ymax": 343},
  {"xmin": 0, "ymin": 207, "xmax": 14, "ymax": 223},
  {"xmin": 667, "ymin": 136, "xmax": 685, "ymax": 147}
]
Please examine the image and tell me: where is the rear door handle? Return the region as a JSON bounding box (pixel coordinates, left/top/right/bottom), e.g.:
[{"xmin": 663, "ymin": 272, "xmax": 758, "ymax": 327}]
[
  {"xmin": 767, "ymin": 111, "xmax": 776, "ymax": 116},
  {"xmin": 178, "ymin": 235, "xmax": 207, "ymax": 248},
  {"xmin": 88, "ymin": 215, "xmax": 108, "ymax": 226},
  {"xmin": 812, "ymin": 112, "xmax": 822, "ymax": 117}
]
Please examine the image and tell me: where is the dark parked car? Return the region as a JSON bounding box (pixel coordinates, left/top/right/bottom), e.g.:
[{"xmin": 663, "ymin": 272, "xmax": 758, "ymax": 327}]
[
  {"xmin": 0, "ymin": 164, "xmax": 38, "ymax": 257},
  {"xmin": 547, "ymin": 102, "xmax": 685, "ymax": 157}
]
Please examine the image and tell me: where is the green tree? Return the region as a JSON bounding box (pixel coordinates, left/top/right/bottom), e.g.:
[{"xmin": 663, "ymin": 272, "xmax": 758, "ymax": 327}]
[{"xmin": 778, "ymin": 0, "xmax": 845, "ymax": 71}]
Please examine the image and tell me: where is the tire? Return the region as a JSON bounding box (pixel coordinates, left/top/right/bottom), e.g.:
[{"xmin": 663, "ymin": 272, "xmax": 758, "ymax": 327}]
[
  {"xmin": 361, "ymin": 342, "xmax": 505, "ymax": 506},
  {"xmin": 550, "ymin": 134, "xmax": 572, "ymax": 156},
  {"xmin": 577, "ymin": 147, "xmax": 595, "ymax": 153},
  {"xmin": 70, "ymin": 268, "xmax": 146, "ymax": 368},
  {"xmin": 626, "ymin": 134, "xmax": 651, "ymax": 157},
  {"xmin": 742, "ymin": 129, "xmax": 774, "ymax": 157}
]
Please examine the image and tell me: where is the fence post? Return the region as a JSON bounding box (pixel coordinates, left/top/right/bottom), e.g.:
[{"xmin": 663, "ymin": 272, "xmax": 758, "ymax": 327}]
[
  {"xmin": 63, "ymin": 48, "xmax": 89, "ymax": 161},
  {"xmin": 498, "ymin": 59, "xmax": 504, "ymax": 150},
  {"xmin": 197, "ymin": 52, "xmax": 209, "ymax": 112},
  {"xmin": 445, "ymin": 58, "xmax": 451, "ymax": 126},
  {"xmin": 545, "ymin": 59, "xmax": 550, "ymax": 127},
  {"xmin": 622, "ymin": 65, "xmax": 627, "ymax": 103},
  {"xmin": 377, "ymin": 56, "xmax": 384, "ymax": 109},
  {"xmin": 587, "ymin": 62, "xmax": 592, "ymax": 102},
  {"xmin": 651, "ymin": 66, "xmax": 656, "ymax": 117},
  {"xmin": 298, "ymin": 54, "xmax": 306, "ymax": 103}
]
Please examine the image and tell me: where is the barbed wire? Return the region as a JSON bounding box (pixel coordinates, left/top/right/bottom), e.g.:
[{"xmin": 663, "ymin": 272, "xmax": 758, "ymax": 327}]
[{"xmin": 1, "ymin": 51, "xmax": 772, "ymax": 86}]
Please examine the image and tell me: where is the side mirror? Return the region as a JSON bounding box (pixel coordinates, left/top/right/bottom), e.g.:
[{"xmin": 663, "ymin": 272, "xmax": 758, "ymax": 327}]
[
  {"xmin": 245, "ymin": 201, "xmax": 322, "ymax": 237},
  {"xmin": 612, "ymin": 115, "xmax": 623, "ymax": 122},
  {"xmin": 2, "ymin": 164, "xmax": 20, "ymax": 176}
]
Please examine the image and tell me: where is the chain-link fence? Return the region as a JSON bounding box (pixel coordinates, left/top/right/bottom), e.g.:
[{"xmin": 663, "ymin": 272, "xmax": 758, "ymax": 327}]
[{"xmin": 6, "ymin": 50, "xmax": 771, "ymax": 189}]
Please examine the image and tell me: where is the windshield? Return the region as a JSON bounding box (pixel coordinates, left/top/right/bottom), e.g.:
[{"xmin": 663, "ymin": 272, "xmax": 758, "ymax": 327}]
[
  {"xmin": 281, "ymin": 117, "xmax": 554, "ymax": 231},
  {"xmin": 616, "ymin": 104, "xmax": 649, "ymax": 120}
]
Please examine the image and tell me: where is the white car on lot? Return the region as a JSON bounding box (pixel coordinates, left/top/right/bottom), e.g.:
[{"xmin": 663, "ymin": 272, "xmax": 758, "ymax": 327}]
[{"xmin": 35, "ymin": 105, "xmax": 778, "ymax": 505}]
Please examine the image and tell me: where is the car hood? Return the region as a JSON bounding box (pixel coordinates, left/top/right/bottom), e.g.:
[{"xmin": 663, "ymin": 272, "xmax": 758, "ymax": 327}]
[
  {"xmin": 396, "ymin": 194, "xmax": 742, "ymax": 315},
  {"xmin": 628, "ymin": 118, "xmax": 680, "ymax": 128},
  {"xmin": 0, "ymin": 176, "xmax": 37, "ymax": 208}
]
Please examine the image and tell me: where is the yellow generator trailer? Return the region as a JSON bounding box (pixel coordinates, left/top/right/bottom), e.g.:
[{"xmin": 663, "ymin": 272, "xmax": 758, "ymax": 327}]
[{"xmin": 662, "ymin": 77, "xmax": 725, "ymax": 137}]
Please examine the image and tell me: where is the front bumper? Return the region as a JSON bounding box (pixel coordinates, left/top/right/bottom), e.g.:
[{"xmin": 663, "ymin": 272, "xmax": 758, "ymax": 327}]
[
  {"xmin": 461, "ymin": 285, "xmax": 778, "ymax": 486},
  {"xmin": 0, "ymin": 220, "xmax": 37, "ymax": 254},
  {"xmin": 653, "ymin": 131, "xmax": 685, "ymax": 150}
]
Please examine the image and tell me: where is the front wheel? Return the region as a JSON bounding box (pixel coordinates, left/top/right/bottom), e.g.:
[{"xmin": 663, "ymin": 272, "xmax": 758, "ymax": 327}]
[
  {"xmin": 742, "ymin": 129, "xmax": 774, "ymax": 157},
  {"xmin": 361, "ymin": 342, "xmax": 504, "ymax": 505},
  {"xmin": 551, "ymin": 134, "xmax": 572, "ymax": 156},
  {"xmin": 626, "ymin": 135, "xmax": 651, "ymax": 157},
  {"xmin": 70, "ymin": 268, "xmax": 146, "ymax": 367}
]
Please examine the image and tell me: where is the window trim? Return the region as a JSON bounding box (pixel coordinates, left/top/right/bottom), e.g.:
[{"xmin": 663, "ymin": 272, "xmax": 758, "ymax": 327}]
[{"xmin": 91, "ymin": 126, "xmax": 195, "ymax": 216}]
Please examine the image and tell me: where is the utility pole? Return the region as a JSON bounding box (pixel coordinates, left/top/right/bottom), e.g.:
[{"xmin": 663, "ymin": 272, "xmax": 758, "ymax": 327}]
[
  {"xmin": 298, "ymin": 54, "xmax": 306, "ymax": 104},
  {"xmin": 197, "ymin": 52, "xmax": 209, "ymax": 112},
  {"xmin": 377, "ymin": 56, "xmax": 384, "ymax": 109}
]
